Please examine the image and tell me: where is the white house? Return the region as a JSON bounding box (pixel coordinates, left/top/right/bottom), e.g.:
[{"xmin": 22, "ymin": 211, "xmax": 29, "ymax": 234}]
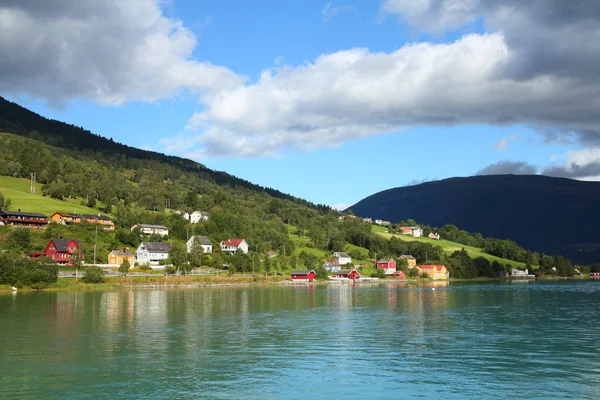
[
  {"xmin": 136, "ymin": 242, "xmax": 172, "ymax": 268},
  {"xmin": 220, "ymin": 238, "xmax": 249, "ymax": 254},
  {"xmin": 428, "ymin": 232, "xmax": 441, "ymax": 240},
  {"xmin": 400, "ymin": 226, "xmax": 423, "ymax": 237},
  {"xmin": 511, "ymin": 268, "xmax": 534, "ymax": 278},
  {"xmin": 132, "ymin": 224, "xmax": 169, "ymax": 236},
  {"xmin": 323, "ymin": 261, "xmax": 342, "ymax": 272},
  {"xmin": 184, "ymin": 211, "xmax": 209, "ymax": 224},
  {"xmin": 333, "ymin": 252, "xmax": 352, "ymax": 265},
  {"xmin": 187, "ymin": 235, "xmax": 213, "ymax": 254}
]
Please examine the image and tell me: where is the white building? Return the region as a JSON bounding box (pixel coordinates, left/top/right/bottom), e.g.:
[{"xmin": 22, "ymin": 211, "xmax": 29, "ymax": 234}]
[
  {"xmin": 333, "ymin": 252, "xmax": 352, "ymax": 265},
  {"xmin": 401, "ymin": 226, "xmax": 423, "ymax": 237},
  {"xmin": 184, "ymin": 211, "xmax": 209, "ymax": 224},
  {"xmin": 323, "ymin": 261, "xmax": 342, "ymax": 272},
  {"xmin": 136, "ymin": 242, "xmax": 172, "ymax": 268},
  {"xmin": 511, "ymin": 268, "xmax": 534, "ymax": 278},
  {"xmin": 132, "ymin": 224, "xmax": 169, "ymax": 237},
  {"xmin": 187, "ymin": 235, "xmax": 213, "ymax": 254},
  {"xmin": 220, "ymin": 239, "xmax": 249, "ymax": 254}
]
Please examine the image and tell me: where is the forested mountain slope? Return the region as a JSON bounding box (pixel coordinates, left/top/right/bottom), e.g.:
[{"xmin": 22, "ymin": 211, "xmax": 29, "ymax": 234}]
[{"xmin": 348, "ymin": 175, "xmax": 600, "ymax": 264}]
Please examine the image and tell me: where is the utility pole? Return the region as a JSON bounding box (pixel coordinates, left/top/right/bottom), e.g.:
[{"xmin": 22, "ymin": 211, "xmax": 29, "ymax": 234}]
[{"xmin": 94, "ymin": 225, "xmax": 98, "ymax": 265}]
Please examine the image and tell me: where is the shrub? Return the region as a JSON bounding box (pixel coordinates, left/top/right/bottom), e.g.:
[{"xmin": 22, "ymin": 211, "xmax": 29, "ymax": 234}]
[
  {"xmin": 370, "ymin": 268, "xmax": 386, "ymax": 279},
  {"xmin": 82, "ymin": 266, "xmax": 105, "ymax": 283}
]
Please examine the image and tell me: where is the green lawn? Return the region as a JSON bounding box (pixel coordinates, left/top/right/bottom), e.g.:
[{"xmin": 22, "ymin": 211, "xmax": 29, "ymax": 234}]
[
  {"xmin": 376, "ymin": 231, "xmax": 526, "ymax": 268},
  {"xmin": 0, "ymin": 176, "xmax": 101, "ymax": 216},
  {"xmin": 370, "ymin": 224, "xmax": 388, "ymax": 233}
]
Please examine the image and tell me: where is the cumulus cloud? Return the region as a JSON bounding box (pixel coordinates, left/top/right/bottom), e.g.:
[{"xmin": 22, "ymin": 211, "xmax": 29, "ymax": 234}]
[
  {"xmin": 476, "ymin": 161, "xmax": 538, "ymax": 176},
  {"xmin": 0, "ymin": 0, "xmax": 243, "ymax": 106},
  {"xmin": 331, "ymin": 203, "xmax": 351, "ymax": 211},
  {"xmin": 542, "ymin": 148, "xmax": 600, "ymax": 180},
  {"xmin": 176, "ymin": 0, "xmax": 600, "ymax": 157},
  {"xmin": 493, "ymin": 132, "xmax": 520, "ymax": 151}
]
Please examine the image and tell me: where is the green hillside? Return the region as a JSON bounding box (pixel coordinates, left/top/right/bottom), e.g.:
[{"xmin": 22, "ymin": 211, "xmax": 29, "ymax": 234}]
[
  {"xmin": 0, "ymin": 176, "xmax": 102, "ymax": 215},
  {"xmin": 373, "ymin": 226, "xmax": 526, "ymax": 268}
]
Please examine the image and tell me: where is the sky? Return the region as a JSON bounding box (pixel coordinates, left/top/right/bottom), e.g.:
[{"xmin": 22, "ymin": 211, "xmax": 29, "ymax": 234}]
[{"xmin": 2, "ymin": 0, "xmax": 600, "ymax": 209}]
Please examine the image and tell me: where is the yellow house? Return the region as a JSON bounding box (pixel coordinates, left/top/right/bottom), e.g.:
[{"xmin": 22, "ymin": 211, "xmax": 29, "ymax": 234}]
[
  {"xmin": 400, "ymin": 255, "xmax": 417, "ymax": 267},
  {"xmin": 108, "ymin": 249, "xmax": 135, "ymax": 266},
  {"xmin": 417, "ymin": 265, "xmax": 449, "ymax": 280},
  {"xmin": 51, "ymin": 212, "xmax": 115, "ymax": 231}
]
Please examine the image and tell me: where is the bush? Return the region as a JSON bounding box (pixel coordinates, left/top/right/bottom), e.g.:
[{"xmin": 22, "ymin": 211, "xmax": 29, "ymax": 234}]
[
  {"xmin": 82, "ymin": 266, "xmax": 105, "ymax": 283},
  {"xmin": 0, "ymin": 255, "xmax": 58, "ymax": 289},
  {"xmin": 370, "ymin": 268, "xmax": 386, "ymax": 279}
]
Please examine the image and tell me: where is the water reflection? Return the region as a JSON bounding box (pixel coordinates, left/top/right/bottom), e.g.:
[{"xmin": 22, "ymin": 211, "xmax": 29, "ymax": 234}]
[{"xmin": 2, "ymin": 282, "xmax": 600, "ymax": 399}]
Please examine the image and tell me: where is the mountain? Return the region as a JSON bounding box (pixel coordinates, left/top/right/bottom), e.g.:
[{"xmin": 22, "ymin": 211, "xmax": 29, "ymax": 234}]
[
  {"xmin": 347, "ymin": 175, "xmax": 600, "ymax": 264},
  {"xmin": 0, "ymin": 96, "xmax": 323, "ymax": 209}
]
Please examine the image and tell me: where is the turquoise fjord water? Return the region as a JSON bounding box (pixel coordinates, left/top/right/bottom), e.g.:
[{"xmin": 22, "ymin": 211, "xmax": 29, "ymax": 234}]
[{"xmin": 1, "ymin": 282, "xmax": 600, "ymax": 399}]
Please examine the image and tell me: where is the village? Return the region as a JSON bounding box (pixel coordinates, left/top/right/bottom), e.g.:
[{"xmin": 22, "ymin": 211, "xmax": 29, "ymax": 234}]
[{"xmin": 0, "ymin": 208, "xmax": 538, "ymax": 283}]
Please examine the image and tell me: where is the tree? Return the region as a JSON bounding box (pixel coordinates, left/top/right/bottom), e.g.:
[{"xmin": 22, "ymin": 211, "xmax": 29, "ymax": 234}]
[
  {"xmin": 397, "ymin": 258, "xmax": 408, "ymax": 271},
  {"xmin": 169, "ymin": 242, "xmax": 187, "ymax": 274},
  {"xmin": 188, "ymin": 240, "xmax": 204, "ymax": 269},
  {"xmin": 70, "ymin": 249, "xmax": 84, "ymax": 282},
  {"xmin": 82, "ymin": 266, "xmax": 105, "ymax": 283},
  {"xmin": 6, "ymin": 228, "xmax": 30, "ymax": 250},
  {"xmin": 0, "ymin": 192, "xmax": 12, "ymax": 210},
  {"xmin": 118, "ymin": 258, "xmax": 131, "ymax": 276}
]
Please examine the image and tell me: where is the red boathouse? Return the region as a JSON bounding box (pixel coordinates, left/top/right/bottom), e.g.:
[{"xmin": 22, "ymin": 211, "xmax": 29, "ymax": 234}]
[
  {"xmin": 30, "ymin": 238, "xmax": 85, "ymax": 265},
  {"xmin": 291, "ymin": 270, "xmax": 316, "ymax": 282},
  {"xmin": 332, "ymin": 269, "xmax": 360, "ymax": 280}
]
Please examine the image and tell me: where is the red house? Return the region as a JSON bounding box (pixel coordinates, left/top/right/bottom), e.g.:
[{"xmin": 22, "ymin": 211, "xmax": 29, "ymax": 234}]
[
  {"xmin": 0, "ymin": 209, "xmax": 49, "ymax": 229},
  {"xmin": 291, "ymin": 270, "xmax": 316, "ymax": 282},
  {"xmin": 393, "ymin": 271, "xmax": 406, "ymax": 279},
  {"xmin": 332, "ymin": 269, "xmax": 360, "ymax": 280},
  {"xmin": 376, "ymin": 258, "xmax": 397, "ymax": 275},
  {"xmin": 30, "ymin": 238, "xmax": 85, "ymax": 265}
]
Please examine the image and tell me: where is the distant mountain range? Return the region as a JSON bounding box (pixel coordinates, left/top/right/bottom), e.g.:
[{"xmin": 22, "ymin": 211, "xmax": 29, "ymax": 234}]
[{"xmin": 347, "ymin": 175, "xmax": 600, "ymax": 264}]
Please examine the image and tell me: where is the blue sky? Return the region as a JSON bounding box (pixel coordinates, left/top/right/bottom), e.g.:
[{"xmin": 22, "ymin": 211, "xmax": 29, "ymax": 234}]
[{"xmin": 3, "ymin": 0, "xmax": 600, "ymax": 208}]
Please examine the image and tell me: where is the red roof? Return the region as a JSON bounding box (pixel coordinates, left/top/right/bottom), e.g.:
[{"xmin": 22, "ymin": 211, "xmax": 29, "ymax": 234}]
[
  {"xmin": 420, "ymin": 265, "xmax": 444, "ymax": 270},
  {"xmin": 222, "ymin": 239, "xmax": 245, "ymax": 247}
]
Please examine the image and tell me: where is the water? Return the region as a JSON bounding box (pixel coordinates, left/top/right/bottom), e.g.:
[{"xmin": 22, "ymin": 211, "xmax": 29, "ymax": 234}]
[{"xmin": 1, "ymin": 281, "xmax": 600, "ymax": 399}]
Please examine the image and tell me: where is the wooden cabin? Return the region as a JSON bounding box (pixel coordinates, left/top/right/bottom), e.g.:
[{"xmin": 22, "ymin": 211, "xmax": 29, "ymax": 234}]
[{"xmin": 291, "ymin": 270, "xmax": 316, "ymax": 282}]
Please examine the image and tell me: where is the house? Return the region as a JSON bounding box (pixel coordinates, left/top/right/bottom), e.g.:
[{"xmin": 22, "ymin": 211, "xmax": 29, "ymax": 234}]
[
  {"xmin": 184, "ymin": 211, "xmax": 209, "ymax": 223},
  {"xmin": 400, "ymin": 255, "xmax": 417, "ymax": 267},
  {"xmin": 363, "ymin": 218, "xmax": 372, "ymax": 223},
  {"xmin": 136, "ymin": 242, "xmax": 172, "ymax": 267},
  {"xmin": 291, "ymin": 270, "xmax": 316, "ymax": 282},
  {"xmin": 428, "ymin": 232, "xmax": 441, "ymax": 240},
  {"xmin": 220, "ymin": 238, "xmax": 249, "ymax": 254},
  {"xmin": 131, "ymin": 224, "xmax": 169, "ymax": 236},
  {"xmin": 393, "ymin": 271, "xmax": 406, "ymax": 279},
  {"xmin": 0, "ymin": 209, "xmax": 48, "ymax": 229},
  {"xmin": 331, "ymin": 269, "xmax": 360, "ymax": 280},
  {"xmin": 375, "ymin": 219, "xmax": 383, "ymax": 225},
  {"xmin": 323, "ymin": 261, "xmax": 342, "ymax": 272},
  {"xmin": 511, "ymin": 268, "xmax": 534, "ymax": 278},
  {"xmin": 108, "ymin": 249, "xmax": 135, "ymax": 266},
  {"xmin": 400, "ymin": 226, "xmax": 423, "ymax": 237},
  {"xmin": 187, "ymin": 235, "xmax": 213, "ymax": 254},
  {"xmin": 333, "ymin": 252, "xmax": 352, "ymax": 265},
  {"xmin": 376, "ymin": 258, "xmax": 397, "ymax": 275},
  {"xmin": 417, "ymin": 265, "xmax": 449, "ymax": 280},
  {"xmin": 50, "ymin": 212, "xmax": 114, "ymax": 230},
  {"xmin": 30, "ymin": 238, "xmax": 85, "ymax": 265},
  {"xmin": 338, "ymin": 216, "xmax": 345, "ymax": 220}
]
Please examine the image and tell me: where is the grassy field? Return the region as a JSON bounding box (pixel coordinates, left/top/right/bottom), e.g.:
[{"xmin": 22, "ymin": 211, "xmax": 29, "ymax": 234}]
[
  {"xmin": 0, "ymin": 176, "xmax": 102, "ymax": 215},
  {"xmin": 371, "ymin": 224, "xmax": 388, "ymax": 233},
  {"xmin": 375, "ymin": 230, "xmax": 526, "ymax": 268}
]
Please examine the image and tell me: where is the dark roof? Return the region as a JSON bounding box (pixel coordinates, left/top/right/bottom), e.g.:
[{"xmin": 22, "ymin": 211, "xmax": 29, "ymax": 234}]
[
  {"xmin": 112, "ymin": 250, "xmax": 134, "ymax": 257},
  {"xmin": 67, "ymin": 213, "xmax": 112, "ymax": 221},
  {"xmin": 335, "ymin": 269, "xmax": 358, "ymax": 276},
  {"xmin": 136, "ymin": 224, "xmax": 169, "ymax": 230},
  {"xmin": 193, "ymin": 235, "xmax": 212, "ymax": 246},
  {"xmin": 400, "ymin": 255, "xmax": 416, "ymax": 260},
  {"xmin": 50, "ymin": 238, "xmax": 82, "ymax": 252},
  {"xmin": 291, "ymin": 270, "xmax": 315, "ymax": 275},
  {"xmin": 141, "ymin": 242, "xmax": 172, "ymax": 253},
  {"xmin": 333, "ymin": 252, "xmax": 350, "ymax": 258},
  {"xmin": 0, "ymin": 209, "xmax": 48, "ymax": 218}
]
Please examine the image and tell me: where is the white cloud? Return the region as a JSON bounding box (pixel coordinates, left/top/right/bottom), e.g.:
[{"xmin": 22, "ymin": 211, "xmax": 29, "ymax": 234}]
[
  {"xmin": 493, "ymin": 132, "xmax": 520, "ymax": 151},
  {"xmin": 331, "ymin": 203, "xmax": 351, "ymax": 211},
  {"xmin": 0, "ymin": 0, "xmax": 244, "ymax": 106},
  {"xmin": 542, "ymin": 148, "xmax": 600, "ymax": 180},
  {"xmin": 322, "ymin": 2, "xmax": 356, "ymax": 22}
]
